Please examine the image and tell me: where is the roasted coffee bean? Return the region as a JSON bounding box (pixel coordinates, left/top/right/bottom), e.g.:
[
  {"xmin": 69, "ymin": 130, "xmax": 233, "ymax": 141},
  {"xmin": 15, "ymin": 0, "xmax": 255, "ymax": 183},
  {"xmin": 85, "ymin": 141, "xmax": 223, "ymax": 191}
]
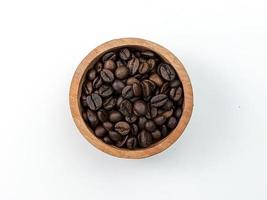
[
  {"xmin": 93, "ymin": 76, "xmax": 103, "ymax": 89},
  {"xmin": 160, "ymin": 82, "xmax": 170, "ymax": 94},
  {"xmin": 139, "ymin": 62, "xmax": 149, "ymax": 74},
  {"xmin": 102, "ymin": 52, "xmax": 116, "ymax": 62},
  {"xmin": 86, "ymin": 93, "xmax": 102, "ymax": 110},
  {"xmin": 82, "ymin": 111, "xmax": 88, "ymax": 122},
  {"xmin": 95, "ymin": 62, "xmax": 103, "ymax": 73},
  {"xmin": 138, "ymin": 117, "xmax": 147, "ymax": 129},
  {"xmin": 86, "ymin": 110, "xmax": 99, "ymax": 128},
  {"xmin": 112, "ymin": 79, "xmax": 125, "ymax": 93},
  {"xmin": 83, "ymin": 81, "xmax": 93, "ymax": 95},
  {"xmin": 147, "ymin": 58, "xmax": 156, "ymax": 70},
  {"xmin": 149, "ymin": 73, "xmax": 163, "ymax": 87},
  {"xmin": 174, "ymin": 108, "xmax": 182, "ymax": 118},
  {"xmin": 116, "ymin": 135, "xmax": 129, "ymax": 147},
  {"xmin": 119, "ymin": 99, "xmax": 132, "ymax": 116},
  {"xmin": 109, "ymin": 131, "xmax": 122, "ymax": 141},
  {"xmin": 103, "ymin": 136, "xmax": 113, "ymax": 144},
  {"xmin": 129, "ymin": 96, "xmax": 141, "ymax": 103},
  {"xmin": 169, "ymin": 87, "xmax": 182, "ymax": 101},
  {"xmin": 109, "ymin": 111, "xmax": 123, "ymax": 122},
  {"xmin": 98, "ymin": 85, "xmax": 113, "ymax": 97},
  {"xmin": 116, "ymin": 59, "xmax": 125, "ymax": 68},
  {"xmin": 103, "ymin": 97, "xmax": 116, "ymax": 110},
  {"xmin": 178, "ymin": 97, "xmax": 184, "ymax": 106},
  {"xmin": 125, "ymin": 114, "xmax": 137, "ymax": 123},
  {"xmin": 150, "ymin": 94, "xmax": 168, "ymax": 107},
  {"xmin": 115, "ymin": 121, "xmax": 130, "ymax": 135},
  {"xmin": 81, "ymin": 94, "xmax": 88, "ymax": 107},
  {"xmin": 141, "ymin": 51, "xmax": 155, "ymax": 57},
  {"xmin": 104, "ymin": 60, "xmax": 116, "ymax": 71},
  {"xmin": 126, "ymin": 137, "xmax": 137, "ymax": 149},
  {"xmin": 87, "ymin": 69, "xmax": 97, "ymax": 81},
  {"xmin": 145, "ymin": 120, "xmax": 156, "ymax": 132},
  {"xmin": 138, "ymin": 130, "xmax": 152, "ymax": 148},
  {"xmin": 127, "ymin": 57, "xmax": 139, "ymax": 75},
  {"xmin": 162, "ymin": 109, "xmax": 173, "ymax": 119},
  {"xmin": 158, "ymin": 63, "xmax": 176, "ymax": 81},
  {"xmin": 141, "ymin": 80, "xmax": 154, "ymax": 97},
  {"xmin": 133, "ymin": 100, "xmax": 147, "ymax": 116},
  {"xmin": 145, "ymin": 104, "xmax": 157, "ymax": 119},
  {"xmin": 127, "ymin": 77, "xmax": 140, "ymax": 85},
  {"xmin": 161, "ymin": 125, "xmax": 168, "ymax": 137},
  {"xmin": 100, "ymin": 69, "xmax": 114, "ymax": 83},
  {"xmin": 132, "ymin": 83, "xmax": 141, "ymax": 96},
  {"xmin": 103, "ymin": 121, "xmax": 113, "ymax": 131},
  {"xmin": 122, "ymin": 85, "xmax": 134, "ymax": 99},
  {"xmin": 115, "ymin": 66, "xmax": 129, "ymax": 79},
  {"xmin": 170, "ymin": 79, "xmax": 181, "ymax": 87},
  {"xmin": 97, "ymin": 109, "xmax": 108, "ymax": 122},
  {"xmin": 151, "ymin": 130, "xmax": 161, "ymax": 140},
  {"xmin": 167, "ymin": 117, "xmax": 177, "ymax": 129},
  {"xmin": 162, "ymin": 100, "xmax": 174, "ymax": 111},
  {"xmin": 95, "ymin": 126, "xmax": 107, "ymax": 138},
  {"xmin": 119, "ymin": 48, "xmax": 131, "ymax": 60},
  {"xmin": 131, "ymin": 124, "xmax": 139, "ymax": 136},
  {"xmin": 116, "ymin": 96, "xmax": 124, "ymax": 108},
  {"xmin": 154, "ymin": 115, "xmax": 166, "ymax": 126}
]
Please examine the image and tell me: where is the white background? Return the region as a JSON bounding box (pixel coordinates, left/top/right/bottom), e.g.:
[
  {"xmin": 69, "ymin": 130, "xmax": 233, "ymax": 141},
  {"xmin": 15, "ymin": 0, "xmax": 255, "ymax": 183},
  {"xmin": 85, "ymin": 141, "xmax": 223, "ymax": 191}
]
[{"xmin": 0, "ymin": 0, "xmax": 267, "ymax": 199}]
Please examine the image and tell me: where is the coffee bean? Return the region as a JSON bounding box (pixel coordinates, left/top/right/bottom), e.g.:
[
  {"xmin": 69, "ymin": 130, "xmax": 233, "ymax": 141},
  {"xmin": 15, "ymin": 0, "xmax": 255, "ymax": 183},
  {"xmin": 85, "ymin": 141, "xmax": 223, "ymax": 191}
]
[
  {"xmin": 104, "ymin": 60, "xmax": 116, "ymax": 72},
  {"xmin": 103, "ymin": 96, "xmax": 116, "ymax": 110},
  {"xmin": 109, "ymin": 111, "xmax": 123, "ymax": 123},
  {"xmin": 170, "ymin": 79, "xmax": 181, "ymax": 87},
  {"xmin": 161, "ymin": 125, "xmax": 168, "ymax": 137},
  {"xmin": 133, "ymin": 100, "xmax": 147, "ymax": 116},
  {"xmin": 139, "ymin": 62, "xmax": 149, "ymax": 74},
  {"xmin": 158, "ymin": 63, "xmax": 176, "ymax": 81},
  {"xmin": 93, "ymin": 76, "xmax": 103, "ymax": 89},
  {"xmin": 115, "ymin": 121, "xmax": 130, "ymax": 135},
  {"xmin": 97, "ymin": 109, "xmax": 108, "ymax": 122},
  {"xmin": 162, "ymin": 100, "xmax": 174, "ymax": 111},
  {"xmin": 145, "ymin": 120, "xmax": 156, "ymax": 132},
  {"xmin": 109, "ymin": 131, "xmax": 122, "ymax": 141},
  {"xmin": 147, "ymin": 58, "xmax": 156, "ymax": 70},
  {"xmin": 127, "ymin": 77, "xmax": 140, "ymax": 85},
  {"xmin": 138, "ymin": 117, "xmax": 147, "ymax": 129},
  {"xmin": 141, "ymin": 51, "xmax": 155, "ymax": 57},
  {"xmin": 131, "ymin": 124, "xmax": 139, "ymax": 136},
  {"xmin": 174, "ymin": 108, "xmax": 182, "ymax": 118},
  {"xmin": 86, "ymin": 110, "xmax": 99, "ymax": 128},
  {"xmin": 98, "ymin": 85, "xmax": 113, "ymax": 97},
  {"xmin": 81, "ymin": 94, "xmax": 88, "ymax": 107},
  {"xmin": 112, "ymin": 79, "xmax": 125, "ymax": 93},
  {"xmin": 102, "ymin": 52, "xmax": 116, "ymax": 62},
  {"xmin": 95, "ymin": 126, "xmax": 107, "ymax": 138},
  {"xmin": 83, "ymin": 81, "xmax": 93, "ymax": 95},
  {"xmin": 154, "ymin": 115, "xmax": 166, "ymax": 126},
  {"xmin": 100, "ymin": 69, "xmax": 114, "ymax": 83},
  {"xmin": 103, "ymin": 136, "xmax": 113, "ymax": 144},
  {"xmin": 119, "ymin": 99, "xmax": 132, "ymax": 116},
  {"xmin": 82, "ymin": 111, "xmax": 88, "ymax": 122},
  {"xmin": 129, "ymin": 96, "xmax": 141, "ymax": 103},
  {"xmin": 160, "ymin": 82, "xmax": 170, "ymax": 94},
  {"xmin": 127, "ymin": 57, "xmax": 139, "ymax": 75},
  {"xmin": 115, "ymin": 66, "xmax": 129, "ymax": 79},
  {"xmin": 95, "ymin": 62, "xmax": 103, "ymax": 73},
  {"xmin": 122, "ymin": 85, "xmax": 134, "ymax": 99},
  {"xmin": 125, "ymin": 114, "xmax": 137, "ymax": 123},
  {"xmin": 167, "ymin": 117, "xmax": 177, "ymax": 129},
  {"xmin": 86, "ymin": 93, "xmax": 102, "ymax": 110},
  {"xmin": 116, "ymin": 59, "xmax": 125, "ymax": 68},
  {"xmin": 162, "ymin": 109, "xmax": 173, "ymax": 119},
  {"xmin": 103, "ymin": 121, "xmax": 113, "ymax": 131},
  {"xmin": 116, "ymin": 96, "xmax": 124, "ymax": 108},
  {"xmin": 87, "ymin": 69, "xmax": 97, "ymax": 81},
  {"xmin": 116, "ymin": 135, "xmax": 128, "ymax": 148},
  {"xmin": 141, "ymin": 80, "xmax": 155, "ymax": 97},
  {"xmin": 119, "ymin": 48, "xmax": 131, "ymax": 60},
  {"xmin": 150, "ymin": 94, "xmax": 168, "ymax": 107},
  {"xmin": 138, "ymin": 130, "xmax": 152, "ymax": 148},
  {"xmin": 169, "ymin": 87, "xmax": 182, "ymax": 101},
  {"xmin": 145, "ymin": 104, "xmax": 157, "ymax": 119},
  {"xmin": 151, "ymin": 130, "xmax": 161, "ymax": 140},
  {"xmin": 132, "ymin": 83, "xmax": 141, "ymax": 96},
  {"xmin": 126, "ymin": 137, "xmax": 137, "ymax": 149},
  {"xmin": 149, "ymin": 73, "xmax": 163, "ymax": 87}
]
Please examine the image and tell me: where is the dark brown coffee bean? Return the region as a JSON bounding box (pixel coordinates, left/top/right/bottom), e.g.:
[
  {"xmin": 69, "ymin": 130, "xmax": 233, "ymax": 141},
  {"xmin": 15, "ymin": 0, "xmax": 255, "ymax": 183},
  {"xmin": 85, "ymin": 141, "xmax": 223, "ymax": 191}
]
[
  {"xmin": 174, "ymin": 108, "xmax": 182, "ymax": 118},
  {"xmin": 170, "ymin": 80, "xmax": 181, "ymax": 87},
  {"xmin": 154, "ymin": 115, "xmax": 166, "ymax": 126},
  {"xmin": 119, "ymin": 99, "xmax": 132, "ymax": 116},
  {"xmin": 82, "ymin": 111, "xmax": 88, "ymax": 122},
  {"xmin": 178, "ymin": 97, "xmax": 183, "ymax": 106},
  {"xmin": 119, "ymin": 48, "xmax": 131, "ymax": 60},
  {"xmin": 103, "ymin": 122, "xmax": 113, "ymax": 131},
  {"xmin": 116, "ymin": 135, "xmax": 129, "ymax": 147},
  {"xmin": 95, "ymin": 62, "xmax": 103, "ymax": 73},
  {"xmin": 138, "ymin": 130, "xmax": 152, "ymax": 148},
  {"xmin": 87, "ymin": 69, "xmax": 97, "ymax": 81},
  {"xmin": 109, "ymin": 111, "xmax": 123, "ymax": 123},
  {"xmin": 104, "ymin": 60, "xmax": 116, "ymax": 72},
  {"xmin": 115, "ymin": 66, "xmax": 129, "ymax": 79},
  {"xmin": 95, "ymin": 126, "xmax": 107, "ymax": 138},
  {"xmin": 127, "ymin": 57, "xmax": 139, "ymax": 75},
  {"xmin": 162, "ymin": 109, "xmax": 173, "ymax": 119},
  {"xmin": 115, "ymin": 121, "xmax": 130, "ymax": 135},
  {"xmin": 147, "ymin": 58, "xmax": 156, "ymax": 70},
  {"xmin": 97, "ymin": 110, "xmax": 108, "ymax": 122},
  {"xmin": 158, "ymin": 63, "xmax": 176, "ymax": 81},
  {"xmin": 122, "ymin": 85, "xmax": 134, "ymax": 99},
  {"xmin": 145, "ymin": 120, "xmax": 156, "ymax": 132},
  {"xmin": 126, "ymin": 137, "xmax": 137, "ymax": 149},
  {"xmin": 81, "ymin": 94, "xmax": 88, "ymax": 107},
  {"xmin": 169, "ymin": 87, "xmax": 182, "ymax": 101},
  {"xmin": 151, "ymin": 130, "xmax": 161, "ymax": 140},
  {"xmin": 86, "ymin": 110, "xmax": 99, "ymax": 128},
  {"xmin": 112, "ymin": 79, "xmax": 125, "ymax": 93},
  {"xmin": 125, "ymin": 114, "xmax": 137, "ymax": 123},
  {"xmin": 131, "ymin": 124, "xmax": 139, "ymax": 136},
  {"xmin": 102, "ymin": 52, "xmax": 116, "ymax": 62},
  {"xmin": 141, "ymin": 51, "xmax": 154, "ymax": 57},
  {"xmin": 100, "ymin": 69, "xmax": 114, "ymax": 83},
  {"xmin": 132, "ymin": 83, "xmax": 141, "ymax": 96},
  {"xmin": 126, "ymin": 77, "xmax": 140, "ymax": 85},
  {"xmin": 133, "ymin": 100, "xmax": 147, "ymax": 116},
  {"xmin": 103, "ymin": 97, "xmax": 116, "ymax": 110},
  {"xmin": 116, "ymin": 59, "xmax": 125, "ymax": 68},
  {"xmin": 141, "ymin": 80, "xmax": 155, "ymax": 97},
  {"xmin": 150, "ymin": 94, "xmax": 168, "ymax": 107},
  {"xmin": 109, "ymin": 131, "xmax": 122, "ymax": 141},
  {"xmin": 86, "ymin": 93, "xmax": 102, "ymax": 110},
  {"xmin": 139, "ymin": 62, "xmax": 149, "ymax": 74},
  {"xmin": 83, "ymin": 81, "xmax": 93, "ymax": 95},
  {"xmin": 145, "ymin": 104, "xmax": 157, "ymax": 119},
  {"xmin": 138, "ymin": 117, "xmax": 147, "ymax": 129},
  {"xmin": 149, "ymin": 73, "xmax": 163, "ymax": 87},
  {"xmin": 103, "ymin": 136, "xmax": 113, "ymax": 144},
  {"xmin": 93, "ymin": 76, "xmax": 103, "ymax": 89},
  {"xmin": 161, "ymin": 125, "xmax": 168, "ymax": 137},
  {"xmin": 162, "ymin": 100, "xmax": 174, "ymax": 111},
  {"xmin": 160, "ymin": 82, "xmax": 170, "ymax": 94},
  {"xmin": 167, "ymin": 117, "xmax": 177, "ymax": 129},
  {"xmin": 129, "ymin": 96, "xmax": 141, "ymax": 103},
  {"xmin": 98, "ymin": 85, "xmax": 113, "ymax": 97},
  {"xmin": 116, "ymin": 96, "xmax": 124, "ymax": 108}
]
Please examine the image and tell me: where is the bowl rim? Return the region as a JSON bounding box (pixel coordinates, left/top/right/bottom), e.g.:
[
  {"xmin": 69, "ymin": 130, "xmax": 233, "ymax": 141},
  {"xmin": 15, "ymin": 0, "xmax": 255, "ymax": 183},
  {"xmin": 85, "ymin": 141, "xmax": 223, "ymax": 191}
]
[{"xmin": 69, "ymin": 37, "xmax": 193, "ymax": 159}]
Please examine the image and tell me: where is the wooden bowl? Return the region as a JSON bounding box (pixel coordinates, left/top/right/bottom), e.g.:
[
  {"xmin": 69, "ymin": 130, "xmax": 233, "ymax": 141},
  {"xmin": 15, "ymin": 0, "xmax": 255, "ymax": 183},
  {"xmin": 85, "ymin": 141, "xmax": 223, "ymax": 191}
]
[{"xmin": 69, "ymin": 38, "xmax": 193, "ymax": 159}]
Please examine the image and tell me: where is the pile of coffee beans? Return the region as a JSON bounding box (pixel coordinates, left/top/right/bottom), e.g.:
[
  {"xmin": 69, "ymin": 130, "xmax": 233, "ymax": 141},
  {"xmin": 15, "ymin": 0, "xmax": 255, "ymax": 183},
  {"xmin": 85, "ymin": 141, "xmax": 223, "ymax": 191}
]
[{"xmin": 80, "ymin": 47, "xmax": 183, "ymax": 149}]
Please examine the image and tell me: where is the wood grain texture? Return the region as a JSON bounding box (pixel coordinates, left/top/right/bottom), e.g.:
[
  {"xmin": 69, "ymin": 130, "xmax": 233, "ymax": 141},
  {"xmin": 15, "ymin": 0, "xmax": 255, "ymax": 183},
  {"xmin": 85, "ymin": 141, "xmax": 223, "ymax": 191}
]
[{"xmin": 69, "ymin": 38, "xmax": 194, "ymax": 159}]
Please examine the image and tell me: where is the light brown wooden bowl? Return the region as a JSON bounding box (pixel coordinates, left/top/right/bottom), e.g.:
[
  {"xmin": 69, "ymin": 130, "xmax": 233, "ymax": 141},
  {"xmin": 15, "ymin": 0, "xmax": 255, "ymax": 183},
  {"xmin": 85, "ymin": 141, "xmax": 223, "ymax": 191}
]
[{"xmin": 69, "ymin": 38, "xmax": 193, "ymax": 159}]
